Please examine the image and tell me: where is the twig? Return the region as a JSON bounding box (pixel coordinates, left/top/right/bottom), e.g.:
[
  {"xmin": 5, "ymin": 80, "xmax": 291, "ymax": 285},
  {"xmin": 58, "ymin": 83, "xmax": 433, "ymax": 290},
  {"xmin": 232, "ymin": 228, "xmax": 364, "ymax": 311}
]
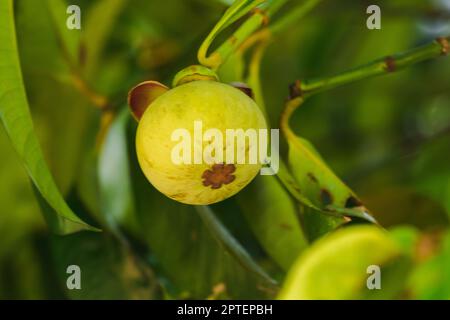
[
  {"xmin": 291, "ymin": 36, "xmax": 449, "ymax": 98},
  {"xmin": 71, "ymin": 72, "xmax": 110, "ymax": 110}
]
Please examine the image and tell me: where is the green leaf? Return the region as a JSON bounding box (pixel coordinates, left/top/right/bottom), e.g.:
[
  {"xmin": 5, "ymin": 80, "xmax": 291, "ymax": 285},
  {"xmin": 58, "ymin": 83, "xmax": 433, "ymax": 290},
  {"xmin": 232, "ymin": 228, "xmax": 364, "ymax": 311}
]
[
  {"xmin": 16, "ymin": 0, "xmax": 97, "ymax": 195},
  {"xmin": 219, "ymin": 31, "xmax": 306, "ymax": 272},
  {"xmin": 237, "ymin": 175, "xmax": 307, "ymax": 270},
  {"xmin": 408, "ymin": 230, "xmax": 450, "ymax": 299},
  {"xmin": 51, "ymin": 231, "xmax": 161, "ymax": 299},
  {"xmin": 287, "ymin": 134, "xmax": 376, "ymax": 223},
  {"xmin": 196, "ymin": 205, "xmax": 277, "ymax": 286},
  {"xmin": 129, "ymin": 143, "xmax": 273, "ymax": 299},
  {"xmin": 0, "ymin": 126, "xmax": 43, "ymax": 259},
  {"xmin": 0, "ymin": 0, "xmax": 97, "ymax": 234},
  {"xmin": 98, "ymin": 109, "xmax": 138, "ymax": 233},
  {"xmin": 46, "ymin": 0, "xmax": 81, "ymax": 65},
  {"xmin": 411, "ymin": 135, "xmax": 450, "ymax": 217},
  {"xmin": 278, "ymin": 225, "xmax": 411, "ymax": 299},
  {"xmin": 82, "ymin": 0, "xmax": 127, "ymax": 78},
  {"xmin": 299, "ymin": 206, "xmax": 347, "ymax": 242},
  {"xmin": 389, "ymin": 226, "xmax": 420, "ymax": 257},
  {"xmin": 277, "ymin": 159, "xmax": 348, "ymax": 241}
]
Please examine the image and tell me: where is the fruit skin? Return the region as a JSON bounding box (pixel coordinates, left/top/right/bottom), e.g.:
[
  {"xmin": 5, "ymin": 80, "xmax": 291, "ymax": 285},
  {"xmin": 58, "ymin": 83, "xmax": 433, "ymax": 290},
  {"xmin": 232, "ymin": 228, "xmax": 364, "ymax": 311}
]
[{"xmin": 136, "ymin": 80, "xmax": 267, "ymax": 205}]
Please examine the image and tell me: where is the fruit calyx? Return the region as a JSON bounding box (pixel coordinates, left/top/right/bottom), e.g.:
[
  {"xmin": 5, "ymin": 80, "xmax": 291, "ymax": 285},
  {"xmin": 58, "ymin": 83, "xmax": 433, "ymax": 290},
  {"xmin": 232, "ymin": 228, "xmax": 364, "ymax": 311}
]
[{"xmin": 172, "ymin": 65, "xmax": 219, "ymax": 87}]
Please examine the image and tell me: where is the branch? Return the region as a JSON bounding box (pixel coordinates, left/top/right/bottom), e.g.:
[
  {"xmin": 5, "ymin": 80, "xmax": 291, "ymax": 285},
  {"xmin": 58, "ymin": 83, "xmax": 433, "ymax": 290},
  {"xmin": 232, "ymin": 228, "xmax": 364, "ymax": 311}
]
[{"xmin": 291, "ymin": 37, "xmax": 449, "ymax": 98}]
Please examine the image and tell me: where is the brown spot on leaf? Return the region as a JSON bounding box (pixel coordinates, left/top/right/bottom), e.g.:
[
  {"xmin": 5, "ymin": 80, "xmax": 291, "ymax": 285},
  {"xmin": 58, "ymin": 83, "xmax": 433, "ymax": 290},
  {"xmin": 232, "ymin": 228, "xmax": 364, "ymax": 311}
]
[
  {"xmin": 289, "ymin": 80, "xmax": 302, "ymax": 99},
  {"xmin": 292, "ymin": 184, "xmax": 302, "ymax": 194},
  {"xmin": 280, "ymin": 223, "xmax": 292, "ymax": 230},
  {"xmin": 78, "ymin": 42, "xmax": 87, "ymax": 67},
  {"xmin": 320, "ymin": 189, "xmax": 333, "ymax": 206},
  {"xmin": 345, "ymin": 196, "xmax": 363, "ymax": 208},
  {"xmin": 307, "ymin": 172, "xmax": 318, "ymax": 183},
  {"xmin": 384, "ymin": 56, "xmax": 396, "ymax": 72},
  {"xmin": 437, "ymin": 37, "xmax": 449, "ymax": 56},
  {"xmin": 415, "ymin": 232, "xmax": 443, "ymax": 262},
  {"xmin": 202, "ymin": 164, "xmax": 236, "ymax": 189},
  {"xmin": 229, "ymin": 35, "xmax": 238, "ymax": 45}
]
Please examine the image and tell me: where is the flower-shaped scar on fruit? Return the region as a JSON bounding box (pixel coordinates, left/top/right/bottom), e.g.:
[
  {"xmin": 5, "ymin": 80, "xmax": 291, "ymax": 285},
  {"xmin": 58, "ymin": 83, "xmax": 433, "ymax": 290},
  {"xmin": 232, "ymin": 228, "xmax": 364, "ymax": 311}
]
[{"xmin": 128, "ymin": 65, "xmax": 268, "ymax": 205}]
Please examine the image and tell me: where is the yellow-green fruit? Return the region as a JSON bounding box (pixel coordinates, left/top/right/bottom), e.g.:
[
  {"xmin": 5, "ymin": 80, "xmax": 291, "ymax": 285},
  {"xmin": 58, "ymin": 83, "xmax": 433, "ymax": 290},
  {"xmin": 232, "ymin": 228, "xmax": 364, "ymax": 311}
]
[{"xmin": 136, "ymin": 80, "xmax": 267, "ymax": 205}]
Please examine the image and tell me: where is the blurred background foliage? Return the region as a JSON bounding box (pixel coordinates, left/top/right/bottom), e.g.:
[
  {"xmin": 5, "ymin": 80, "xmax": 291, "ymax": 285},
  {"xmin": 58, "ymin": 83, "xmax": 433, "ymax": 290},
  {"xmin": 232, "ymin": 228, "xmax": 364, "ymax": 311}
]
[{"xmin": 0, "ymin": 0, "xmax": 449, "ymax": 299}]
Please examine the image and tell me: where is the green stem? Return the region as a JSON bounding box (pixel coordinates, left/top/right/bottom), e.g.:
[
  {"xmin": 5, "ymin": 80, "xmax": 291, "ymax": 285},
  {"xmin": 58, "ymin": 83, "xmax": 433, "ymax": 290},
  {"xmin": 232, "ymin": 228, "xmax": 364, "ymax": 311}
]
[
  {"xmin": 247, "ymin": 40, "xmax": 269, "ymax": 114},
  {"xmin": 198, "ymin": 0, "xmax": 290, "ymax": 69},
  {"xmin": 234, "ymin": 0, "xmax": 323, "ymax": 68},
  {"xmin": 198, "ymin": 0, "xmax": 264, "ymax": 68},
  {"xmin": 295, "ymin": 36, "xmax": 449, "ymax": 98},
  {"xmin": 277, "ymin": 36, "xmax": 449, "ymax": 221},
  {"xmin": 216, "ymin": 12, "xmax": 267, "ymax": 67}
]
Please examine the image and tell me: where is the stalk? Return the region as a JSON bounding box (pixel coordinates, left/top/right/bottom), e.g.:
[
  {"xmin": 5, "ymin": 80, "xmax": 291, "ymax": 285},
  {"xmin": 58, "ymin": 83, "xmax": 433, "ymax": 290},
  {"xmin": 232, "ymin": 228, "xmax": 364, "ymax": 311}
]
[{"xmin": 293, "ymin": 37, "xmax": 449, "ymax": 98}]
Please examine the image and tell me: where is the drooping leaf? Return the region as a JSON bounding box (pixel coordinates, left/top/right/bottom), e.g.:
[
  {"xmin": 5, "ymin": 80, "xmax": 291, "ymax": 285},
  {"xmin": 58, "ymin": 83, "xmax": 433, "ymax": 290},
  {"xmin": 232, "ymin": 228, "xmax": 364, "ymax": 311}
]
[
  {"xmin": 299, "ymin": 206, "xmax": 347, "ymax": 242},
  {"xmin": 219, "ymin": 38, "xmax": 307, "ymax": 272},
  {"xmin": 0, "ymin": 0, "xmax": 96, "ymax": 234},
  {"xmin": 281, "ymin": 96, "xmax": 376, "ymax": 239},
  {"xmin": 16, "ymin": 0, "xmax": 97, "ymax": 195},
  {"xmin": 237, "ymin": 175, "xmax": 307, "ymax": 270},
  {"xmin": 287, "ymin": 134, "xmax": 374, "ymax": 222},
  {"xmin": 0, "ymin": 126, "xmax": 43, "ymax": 259},
  {"xmin": 277, "ymin": 158, "xmax": 348, "ymax": 241},
  {"xmin": 278, "ymin": 225, "xmax": 411, "ymax": 299},
  {"xmin": 129, "ymin": 134, "xmax": 273, "ymax": 299},
  {"xmin": 196, "ymin": 205, "xmax": 277, "ymax": 286}
]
